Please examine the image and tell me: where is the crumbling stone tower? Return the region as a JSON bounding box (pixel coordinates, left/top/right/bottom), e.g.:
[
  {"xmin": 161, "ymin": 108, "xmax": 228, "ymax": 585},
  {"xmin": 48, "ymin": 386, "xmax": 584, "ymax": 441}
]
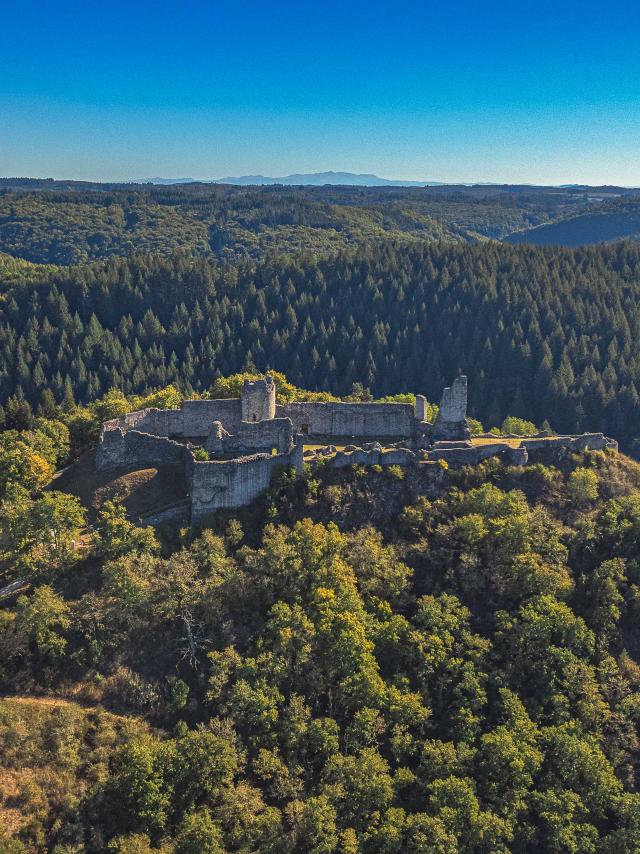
[
  {"xmin": 431, "ymin": 375, "xmax": 470, "ymax": 440},
  {"xmin": 241, "ymin": 375, "xmax": 276, "ymax": 422}
]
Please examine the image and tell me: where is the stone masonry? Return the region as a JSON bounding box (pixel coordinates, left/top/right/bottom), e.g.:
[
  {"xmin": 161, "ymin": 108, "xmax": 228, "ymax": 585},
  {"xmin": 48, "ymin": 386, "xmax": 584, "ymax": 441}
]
[
  {"xmin": 95, "ymin": 374, "xmax": 618, "ymax": 524},
  {"xmin": 431, "ymin": 376, "xmax": 471, "ymax": 441}
]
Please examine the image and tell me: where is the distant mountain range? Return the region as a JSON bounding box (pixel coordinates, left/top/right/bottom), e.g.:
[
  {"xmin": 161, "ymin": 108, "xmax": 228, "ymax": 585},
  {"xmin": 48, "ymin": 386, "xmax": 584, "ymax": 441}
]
[{"xmin": 144, "ymin": 172, "xmax": 444, "ymax": 187}]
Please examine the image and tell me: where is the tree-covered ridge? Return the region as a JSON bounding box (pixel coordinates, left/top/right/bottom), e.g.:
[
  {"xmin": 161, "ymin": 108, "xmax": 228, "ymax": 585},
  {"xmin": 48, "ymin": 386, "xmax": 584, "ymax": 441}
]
[
  {"xmin": 1, "ymin": 181, "xmax": 632, "ymax": 265},
  {"xmin": 2, "ymin": 415, "xmax": 640, "ymax": 850},
  {"xmin": 0, "ymin": 188, "xmax": 454, "ymax": 265},
  {"xmin": 1, "ymin": 240, "xmax": 639, "ymax": 452}
]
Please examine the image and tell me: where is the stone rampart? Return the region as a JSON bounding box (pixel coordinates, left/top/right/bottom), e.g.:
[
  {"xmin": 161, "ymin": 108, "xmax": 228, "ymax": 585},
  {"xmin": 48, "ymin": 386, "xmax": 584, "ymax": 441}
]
[
  {"xmin": 181, "ymin": 399, "xmax": 243, "ymax": 437},
  {"xmin": 323, "ymin": 447, "xmax": 416, "ymax": 469},
  {"xmin": 278, "ymin": 401, "xmax": 414, "ymax": 438},
  {"xmin": 96, "ymin": 428, "xmax": 189, "ymax": 471},
  {"xmin": 189, "ymin": 440, "xmax": 303, "ymax": 523},
  {"xmin": 427, "ymin": 442, "xmax": 529, "ymax": 467},
  {"xmin": 230, "ymin": 418, "xmax": 294, "ymax": 454},
  {"xmin": 103, "ymin": 407, "xmax": 185, "ymax": 437},
  {"xmin": 521, "ymin": 433, "xmax": 618, "ymax": 454},
  {"xmin": 102, "ymin": 399, "xmax": 243, "ymax": 439}
]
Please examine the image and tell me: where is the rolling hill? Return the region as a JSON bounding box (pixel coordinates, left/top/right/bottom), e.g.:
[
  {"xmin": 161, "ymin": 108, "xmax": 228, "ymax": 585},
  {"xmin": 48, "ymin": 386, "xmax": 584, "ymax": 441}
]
[{"xmin": 505, "ymin": 200, "xmax": 640, "ymax": 246}]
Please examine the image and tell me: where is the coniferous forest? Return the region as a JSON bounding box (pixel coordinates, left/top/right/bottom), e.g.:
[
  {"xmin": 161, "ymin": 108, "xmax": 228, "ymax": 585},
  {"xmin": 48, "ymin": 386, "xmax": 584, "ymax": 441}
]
[
  {"xmin": 2, "ymin": 181, "xmax": 640, "ymax": 852},
  {"xmin": 1, "ymin": 239, "xmax": 639, "ymax": 452}
]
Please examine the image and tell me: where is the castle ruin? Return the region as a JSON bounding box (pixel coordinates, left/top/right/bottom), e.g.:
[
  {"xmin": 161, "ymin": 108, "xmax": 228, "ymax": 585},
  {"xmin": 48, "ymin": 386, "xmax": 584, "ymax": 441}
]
[{"xmin": 96, "ymin": 376, "xmax": 618, "ymax": 524}]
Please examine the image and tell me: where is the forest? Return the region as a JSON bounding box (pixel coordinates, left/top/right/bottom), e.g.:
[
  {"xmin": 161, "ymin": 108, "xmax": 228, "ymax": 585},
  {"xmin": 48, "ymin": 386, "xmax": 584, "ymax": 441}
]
[
  {"xmin": 1, "ymin": 180, "xmax": 636, "ymax": 265},
  {"xmin": 1, "ymin": 386, "xmax": 640, "ymax": 851},
  {"xmin": 0, "ymin": 240, "xmax": 639, "ymax": 453},
  {"xmin": 1, "ymin": 177, "xmax": 640, "ymax": 851}
]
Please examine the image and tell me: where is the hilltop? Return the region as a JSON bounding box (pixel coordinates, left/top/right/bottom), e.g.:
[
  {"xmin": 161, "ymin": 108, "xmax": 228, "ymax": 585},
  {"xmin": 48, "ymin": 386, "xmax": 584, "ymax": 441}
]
[{"xmin": 1, "ymin": 393, "xmax": 640, "ymax": 849}]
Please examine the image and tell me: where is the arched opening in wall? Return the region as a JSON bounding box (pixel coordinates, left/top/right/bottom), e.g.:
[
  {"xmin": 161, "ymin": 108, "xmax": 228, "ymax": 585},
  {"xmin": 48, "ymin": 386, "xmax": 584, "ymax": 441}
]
[
  {"xmin": 252, "ymin": 414, "xmax": 257, "ymax": 422},
  {"xmin": 300, "ymin": 424, "xmax": 309, "ymax": 435}
]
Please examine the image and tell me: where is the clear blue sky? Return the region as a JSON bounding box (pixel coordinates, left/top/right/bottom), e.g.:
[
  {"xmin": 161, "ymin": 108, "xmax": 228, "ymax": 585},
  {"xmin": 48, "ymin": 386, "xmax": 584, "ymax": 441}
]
[{"xmin": 2, "ymin": 0, "xmax": 640, "ymax": 184}]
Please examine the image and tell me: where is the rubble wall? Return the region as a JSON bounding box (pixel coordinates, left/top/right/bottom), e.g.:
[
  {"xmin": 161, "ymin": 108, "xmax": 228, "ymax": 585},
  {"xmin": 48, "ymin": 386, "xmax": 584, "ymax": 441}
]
[{"xmin": 102, "ymin": 407, "xmax": 184, "ymax": 437}]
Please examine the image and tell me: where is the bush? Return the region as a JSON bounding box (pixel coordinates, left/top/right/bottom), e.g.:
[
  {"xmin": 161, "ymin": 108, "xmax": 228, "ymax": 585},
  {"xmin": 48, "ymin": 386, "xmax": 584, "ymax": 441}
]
[
  {"xmin": 102, "ymin": 667, "xmax": 161, "ymax": 712},
  {"xmin": 385, "ymin": 465, "xmax": 405, "ymax": 480}
]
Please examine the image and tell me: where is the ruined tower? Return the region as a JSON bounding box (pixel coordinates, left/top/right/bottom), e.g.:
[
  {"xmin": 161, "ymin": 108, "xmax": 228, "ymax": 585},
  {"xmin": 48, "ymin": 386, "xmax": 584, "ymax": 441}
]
[
  {"xmin": 431, "ymin": 375, "xmax": 470, "ymax": 441},
  {"xmin": 241, "ymin": 375, "xmax": 276, "ymax": 422}
]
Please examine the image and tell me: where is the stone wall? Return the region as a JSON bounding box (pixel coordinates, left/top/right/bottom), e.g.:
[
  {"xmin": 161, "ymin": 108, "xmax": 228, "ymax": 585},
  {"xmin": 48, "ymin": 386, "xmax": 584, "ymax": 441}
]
[
  {"xmin": 188, "ymin": 440, "xmax": 303, "ymax": 523},
  {"xmin": 96, "ymin": 428, "xmax": 189, "ymax": 471},
  {"xmin": 431, "ymin": 376, "xmax": 470, "ymax": 441},
  {"xmin": 181, "ymin": 399, "xmax": 243, "ymax": 437},
  {"xmin": 103, "ymin": 407, "xmax": 185, "ymax": 437},
  {"xmin": 102, "ymin": 399, "xmax": 243, "ymax": 439},
  {"xmin": 278, "ymin": 401, "xmax": 414, "ymax": 438},
  {"xmin": 228, "ymin": 418, "xmax": 294, "ymax": 454},
  {"xmin": 326, "ymin": 447, "xmax": 417, "ymax": 468},
  {"xmin": 521, "ymin": 433, "xmax": 618, "ymax": 453}
]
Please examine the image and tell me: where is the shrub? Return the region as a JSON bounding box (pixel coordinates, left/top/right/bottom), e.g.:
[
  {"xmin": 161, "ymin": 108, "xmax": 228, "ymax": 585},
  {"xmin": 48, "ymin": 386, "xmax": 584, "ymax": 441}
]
[{"xmin": 385, "ymin": 465, "xmax": 405, "ymax": 480}]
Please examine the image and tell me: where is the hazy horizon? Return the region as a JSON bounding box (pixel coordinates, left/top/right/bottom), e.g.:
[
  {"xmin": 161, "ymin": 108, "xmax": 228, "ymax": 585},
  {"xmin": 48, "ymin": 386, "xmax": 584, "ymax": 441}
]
[{"xmin": 5, "ymin": 172, "xmax": 640, "ymax": 190}]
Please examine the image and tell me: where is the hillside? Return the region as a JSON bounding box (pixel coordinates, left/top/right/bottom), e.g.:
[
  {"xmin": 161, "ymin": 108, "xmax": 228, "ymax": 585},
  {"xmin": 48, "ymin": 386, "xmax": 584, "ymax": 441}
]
[
  {"xmin": 0, "ymin": 181, "xmax": 629, "ymax": 264},
  {"xmin": 1, "ymin": 418, "xmax": 640, "ymax": 850},
  {"xmin": 505, "ymin": 198, "xmax": 640, "ymax": 247},
  {"xmin": 0, "ymin": 186, "xmax": 455, "ymax": 265}
]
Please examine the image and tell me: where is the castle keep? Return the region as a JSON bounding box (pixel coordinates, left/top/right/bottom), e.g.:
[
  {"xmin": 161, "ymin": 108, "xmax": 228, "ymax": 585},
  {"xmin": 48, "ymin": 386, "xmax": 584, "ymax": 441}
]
[{"xmin": 96, "ymin": 376, "xmax": 617, "ymax": 524}]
